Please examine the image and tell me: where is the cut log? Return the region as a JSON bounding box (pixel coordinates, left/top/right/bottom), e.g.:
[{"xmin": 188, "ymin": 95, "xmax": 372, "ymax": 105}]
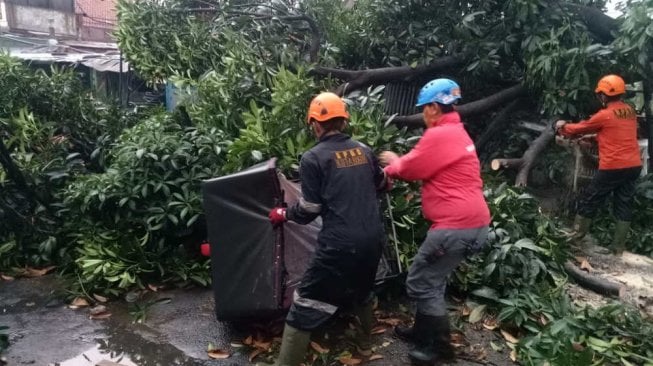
[
  {"xmin": 490, "ymin": 124, "xmax": 555, "ymax": 187},
  {"xmin": 564, "ymin": 260, "xmax": 625, "ymax": 298}
]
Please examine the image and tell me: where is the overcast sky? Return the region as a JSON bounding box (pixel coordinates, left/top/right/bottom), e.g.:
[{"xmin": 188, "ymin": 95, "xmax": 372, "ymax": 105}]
[{"xmin": 606, "ymin": 0, "xmax": 623, "ymax": 18}]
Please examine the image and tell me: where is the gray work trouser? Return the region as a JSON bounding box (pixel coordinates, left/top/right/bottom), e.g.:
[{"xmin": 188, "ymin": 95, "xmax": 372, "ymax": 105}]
[{"xmin": 406, "ymin": 226, "xmax": 489, "ymax": 316}]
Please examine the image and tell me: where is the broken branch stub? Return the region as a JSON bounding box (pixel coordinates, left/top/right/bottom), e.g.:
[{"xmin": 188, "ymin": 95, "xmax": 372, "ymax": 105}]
[{"xmin": 490, "ymin": 125, "xmax": 555, "ymax": 187}]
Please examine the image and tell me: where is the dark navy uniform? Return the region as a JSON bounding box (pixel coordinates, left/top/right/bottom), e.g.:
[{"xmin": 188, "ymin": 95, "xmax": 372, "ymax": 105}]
[{"xmin": 285, "ymin": 133, "xmax": 387, "ymax": 331}]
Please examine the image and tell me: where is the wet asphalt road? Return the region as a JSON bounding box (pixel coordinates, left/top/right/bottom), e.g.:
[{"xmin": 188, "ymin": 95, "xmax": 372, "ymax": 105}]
[{"xmin": 0, "ymin": 276, "xmax": 511, "ymax": 366}]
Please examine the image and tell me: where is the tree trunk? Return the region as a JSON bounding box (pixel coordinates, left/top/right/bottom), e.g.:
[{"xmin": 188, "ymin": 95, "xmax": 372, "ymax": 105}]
[
  {"xmin": 311, "ymin": 56, "xmax": 463, "ymax": 96},
  {"xmin": 392, "ymin": 84, "xmax": 527, "ymax": 129},
  {"xmin": 491, "ymin": 124, "xmax": 555, "ymax": 187},
  {"xmin": 567, "ymin": 4, "xmax": 619, "ymax": 44}
]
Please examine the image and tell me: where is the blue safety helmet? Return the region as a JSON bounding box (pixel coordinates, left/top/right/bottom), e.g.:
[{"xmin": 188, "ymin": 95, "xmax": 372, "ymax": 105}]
[{"xmin": 415, "ymin": 78, "xmax": 462, "ymax": 107}]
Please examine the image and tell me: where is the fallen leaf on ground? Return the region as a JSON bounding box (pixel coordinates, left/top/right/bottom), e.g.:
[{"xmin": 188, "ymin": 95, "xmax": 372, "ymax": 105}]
[
  {"xmin": 248, "ymin": 348, "xmax": 265, "ymax": 362},
  {"xmin": 243, "ymin": 335, "xmax": 253, "ymax": 345},
  {"xmin": 310, "ymin": 341, "xmax": 329, "ymax": 354},
  {"xmin": 230, "ymin": 341, "xmax": 244, "ymax": 348},
  {"xmin": 579, "ymin": 260, "xmax": 594, "ymax": 272},
  {"xmin": 358, "ymin": 348, "xmax": 372, "ymax": 357},
  {"xmin": 22, "ymin": 266, "xmax": 56, "ymax": 277},
  {"xmin": 369, "ymin": 354, "xmax": 383, "ymax": 361},
  {"xmin": 450, "ymin": 332, "xmax": 466, "ymax": 347},
  {"xmin": 253, "ymin": 339, "xmax": 271, "ymax": 350},
  {"xmin": 89, "ymin": 312, "xmax": 112, "ymax": 320},
  {"xmin": 207, "ymin": 349, "xmax": 230, "ymax": 359},
  {"xmin": 381, "ymin": 341, "xmax": 391, "ymax": 347},
  {"xmin": 483, "ymin": 318, "xmax": 498, "ymax": 330},
  {"xmin": 572, "ymin": 343, "xmax": 585, "ymax": 352},
  {"xmin": 148, "ymin": 284, "xmax": 159, "ymax": 292},
  {"xmin": 93, "ymin": 294, "xmax": 108, "ymax": 303},
  {"xmin": 468, "ymin": 304, "xmax": 486, "ymax": 323},
  {"xmin": 510, "ymin": 349, "xmax": 517, "ymax": 362},
  {"xmin": 377, "ymin": 318, "xmax": 401, "ymax": 326},
  {"xmin": 89, "ymin": 305, "xmax": 107, "ymax": 315},
  {"xmin": 489, "ymin": 341, "xmax": 503, "ymax": 351},
  {"xmin": 69, "ymin": 297, "xmax": 90, "ymax": 308},
  {"xmin": 1, "ymin": 274, "xmax": 14, "ymax": 281},
  {"xmin": 371, "ymin": 326, "xmax": 387, "ymax": 334},
  {"xmin": 574, "ymin": 256, "xmax": 587, "ymax": 264},
  {"xmin": 501, "ymin": 329, "xmax": 519, "ymax": 344},
  {"xmin": 461, "ymin": 305, "xmax": 471, "ymax": 316},
  {"xmin": 475, "ymin": 348, "xmax": 488, "ymax": 361},
  {"xmin": 338, "ymin": 356, "xmax": 362, "ymax": 365}
]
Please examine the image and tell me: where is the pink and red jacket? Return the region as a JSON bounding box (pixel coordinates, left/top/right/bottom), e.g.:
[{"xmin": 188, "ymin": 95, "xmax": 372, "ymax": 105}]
[{"xmin": 384, "ymin": 112, "xmax": 490, "ymax": 229}]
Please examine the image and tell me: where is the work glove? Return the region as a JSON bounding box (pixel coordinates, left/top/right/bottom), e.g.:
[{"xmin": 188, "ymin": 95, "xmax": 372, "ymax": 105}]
[{"xmin": 268, "ymin": 207, "xmax": 287, "ymax": 226}]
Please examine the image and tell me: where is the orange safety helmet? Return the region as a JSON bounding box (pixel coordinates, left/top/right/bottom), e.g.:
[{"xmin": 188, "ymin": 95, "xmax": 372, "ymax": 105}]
[
  {"xmin": 306, "ymin": 92, "xmax": 349, "ymax": 123},
  {"xmin": 595, "ymin": 75, "xmax": 626, "ymax": 96}
]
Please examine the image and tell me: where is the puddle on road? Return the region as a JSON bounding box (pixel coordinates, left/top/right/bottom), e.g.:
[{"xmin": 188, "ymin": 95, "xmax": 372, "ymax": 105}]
[
  {"xmin": 50, "ymin": 328, "xmax": 207, "ymax": 366},
  {"xmin": 50, "ymin": 344, "xmax": 138, "ymax": 366}
]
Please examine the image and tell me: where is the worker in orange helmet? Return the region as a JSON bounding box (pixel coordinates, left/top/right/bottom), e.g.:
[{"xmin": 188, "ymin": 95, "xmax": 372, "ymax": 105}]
[
  {"xmin": 263, "ymin": 92, "xmax": 391, "ymax": 366},
  {"xmin": 555, "ymin": 74, "xmax": 642, "ymax": 255}
]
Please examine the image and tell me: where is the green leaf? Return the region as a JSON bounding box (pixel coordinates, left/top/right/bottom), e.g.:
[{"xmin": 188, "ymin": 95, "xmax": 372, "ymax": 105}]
[{"xmin": 468, "ymin": 305, "xmax": 486, "ymax": 323}]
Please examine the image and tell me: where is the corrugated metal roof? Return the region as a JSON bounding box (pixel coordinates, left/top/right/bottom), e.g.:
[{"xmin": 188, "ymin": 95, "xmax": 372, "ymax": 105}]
[{"xmin": 10, "ymin": 49, "xmax": 128, "ymax": 73}]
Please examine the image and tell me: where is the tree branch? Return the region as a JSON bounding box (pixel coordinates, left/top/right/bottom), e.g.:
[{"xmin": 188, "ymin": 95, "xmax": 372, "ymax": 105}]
[
  {"xmin": 491, "ymin": 122, "xmax": 555, "ymax": 187},
  {"xmin": 311, "ymin": 56, "xmax": 463, "ymax": 95},
  {"xmin": 392, "ymin": 84, "xmax": 528, "ymax": 129},
  {"xmin": 566, "ymin": 3, "xmax": 619, "ymax": 44},
  {"xmin": 476, "ymin": 99, "xmax": 524, "ymax": 159},
  {"xmin": 564, "ymin": 260, "xmax": 625, "ymax": 298},
  {"xmin": 227, "ymin": 12, "xmax": 321, "ymax": 63}
]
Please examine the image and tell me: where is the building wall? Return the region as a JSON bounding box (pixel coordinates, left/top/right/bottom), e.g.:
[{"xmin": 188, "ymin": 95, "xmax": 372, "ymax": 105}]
[
  {"xmin": 6, "ymin": 3, "xmax": 77, "ymax": 36},
  {"xmin": 75, "ymin": 0, "xmax": 116, "ymax": 42},
  {"xmin": 0, "ymin": 1, "xmax": 9, "ymax": 29},
  {"xmin": 77, "ymin": 23, "xmax": 113, "ymax": 42}
]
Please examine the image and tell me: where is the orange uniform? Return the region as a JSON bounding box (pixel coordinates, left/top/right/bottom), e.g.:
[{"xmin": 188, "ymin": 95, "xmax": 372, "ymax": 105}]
[{"xmin": 560, "ymin": 101, "xmax": 641, "ymax": 170}]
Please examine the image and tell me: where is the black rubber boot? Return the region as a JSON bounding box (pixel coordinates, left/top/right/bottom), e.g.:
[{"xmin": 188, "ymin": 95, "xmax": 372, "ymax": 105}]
[
  {"xmin": 407, "ymin": 314, "xmax": 438, "ymax": 365},
  {"xmin": 408, "ymin": 315, "xmax": 455, "ymax": 365},
  {"xmin": 395, "ymin": 311, "xmax": 425, "ymax": 343},
  {"xmin": 431, "ymin": 316, "xmax": 455, "ymax": 362}
]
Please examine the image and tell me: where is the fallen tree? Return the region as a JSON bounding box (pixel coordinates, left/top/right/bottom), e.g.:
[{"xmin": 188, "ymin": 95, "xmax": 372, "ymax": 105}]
[{"xmin": 490, "ymin": 124, "xmax": 555, "ymax": 187}]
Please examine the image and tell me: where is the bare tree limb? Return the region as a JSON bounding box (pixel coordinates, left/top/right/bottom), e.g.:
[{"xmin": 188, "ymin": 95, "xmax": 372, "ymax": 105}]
[
  {"xmin": 491, "ymin": 122, "xmax": 555, "ymax": 187},
  {"xmin": 311, "ymin": 56, "xmax": 463, "ymax": 95},
  {"xmin": 393, "ymin": 84, "xmax": 528, "ymax": 129},
  {"xmin": 564, "ymin": 260, "xmax": 625, "ymax": 298}
]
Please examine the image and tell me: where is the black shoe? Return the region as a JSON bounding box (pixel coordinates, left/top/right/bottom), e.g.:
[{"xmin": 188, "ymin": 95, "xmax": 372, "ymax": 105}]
[
  {"xmin": 407, "ymin": 315, "xmax": 455, "ymax": 365},
  {"xmin": 395, "ymin": 312, "xmax": 432, "ymax": 343},
  {"xmin": 394, "ymin": 324, "xmax": 415, "ymax": 342}
]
